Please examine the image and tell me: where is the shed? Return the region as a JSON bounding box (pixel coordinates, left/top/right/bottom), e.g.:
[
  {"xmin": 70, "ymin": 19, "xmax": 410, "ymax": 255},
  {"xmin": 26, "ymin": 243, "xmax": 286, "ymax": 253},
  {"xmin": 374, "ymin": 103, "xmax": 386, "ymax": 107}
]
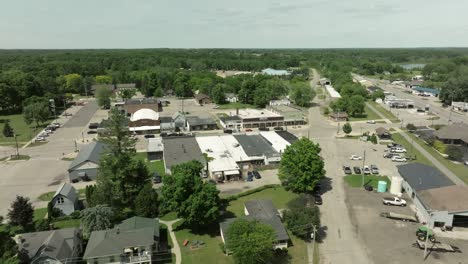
[
  {"xmin": 51, "ymin": 183, "xmax": 79, "ymax": 216},
  {"xmin": 195, "ymin": 93, "xmax": 212, "ymax": 105},
  {"xmin": 147, "ymin": 138, "xmax": 164, "ymax": 161}
]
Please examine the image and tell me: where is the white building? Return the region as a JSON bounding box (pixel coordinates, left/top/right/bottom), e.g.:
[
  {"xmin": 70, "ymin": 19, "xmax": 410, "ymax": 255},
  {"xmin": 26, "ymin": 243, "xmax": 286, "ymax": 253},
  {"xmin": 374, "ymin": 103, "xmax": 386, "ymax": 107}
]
[
  {"xmin": 260, "ymin": 131, "xmax": 290, "ymax": 153},
  {"xmin": 325, "ymin": 85, "xmax": 341, "ymax": 99},
  {"xmin": 225, "ymin": 93, "xmax": 238, "ymax": 103}
]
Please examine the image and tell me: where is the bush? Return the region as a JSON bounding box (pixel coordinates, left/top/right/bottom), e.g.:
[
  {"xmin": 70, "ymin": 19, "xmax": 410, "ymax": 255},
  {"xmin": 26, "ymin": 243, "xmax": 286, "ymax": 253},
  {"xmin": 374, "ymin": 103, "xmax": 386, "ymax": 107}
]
[
  {"xmin": 225, "ymin": 185, "xmax": 280, "ymax": 202},
  {"xmin": 406, "ymin": 123, "xmax": 417, "ymax": 131},
  {"xmin": 433, "ymin": 140, "xmax": 447, "ymax": 154},
  {"xmin": 34, "ymin": 219, "xmax": 50, "ymax": 231},
  {"xmin": 70, "ymin": 211, "xmax": 82, "ymax": 219},
  {"xmin": 447, "ymin": 145, "xmax": 463, "ymax": 161}
]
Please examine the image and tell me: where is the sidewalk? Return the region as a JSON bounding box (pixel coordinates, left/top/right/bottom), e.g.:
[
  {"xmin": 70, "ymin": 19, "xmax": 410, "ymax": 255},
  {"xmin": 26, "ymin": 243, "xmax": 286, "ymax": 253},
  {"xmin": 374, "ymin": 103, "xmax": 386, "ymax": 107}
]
[{"xmin": 160, "ymin": 219, "xmax": 182, "ymax": 264}]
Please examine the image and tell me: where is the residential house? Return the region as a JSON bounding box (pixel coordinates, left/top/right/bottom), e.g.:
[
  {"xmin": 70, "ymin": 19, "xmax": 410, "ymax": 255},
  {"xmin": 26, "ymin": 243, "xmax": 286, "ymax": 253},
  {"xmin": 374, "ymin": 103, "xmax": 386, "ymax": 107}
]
[
  {"xmin": 51, "ymin": 183, "xmax": 79, "ymax": 216},
  {"xmin": 404, "ymin": 80, "xmax": 423, "ymax": 89},
  {"xmin": 162, "ymin": 136, "xmax": 206, "ymax": 174},
  {"xmin": 220, "ymin": 200, "xmax": 290, "ymax": 252},
  {"xmin": 147, "ymin": 137, "xmax": 164, "ymax": 161},
  {"xmin": 83, "ymin": 216, "xmax": 160, "ymax": 264},
  {"xmin": 16, "ymin": 228, "xmax": 82, "ymax": 264},
  {"xmin": 68, "ymin": 141, "xmax": 107, "ymax": 182},
  {"xmin": 172, "ymin": 111, "xmax": 187, "ymax": 130},
  {"xmin": 375, "ymin": 127, "xmax": 391, "ymax": 140},
  {"xmin": 330, "ymin": 112, "xmax": 348, "ymax": 122},
  {"xmin": 434, "ymin": 123, "xmax": 468, "ymax": 148},
  {"xmin": 186, "ymin": 116, "xmax": 218, "ymax": 131},
  {"xmin": 195, "ymin": 93, "xmax": 212, "ymax": 105},
  {"xmin": 225, "ymin": 93, "xmax": 238, "ymax": 103}
]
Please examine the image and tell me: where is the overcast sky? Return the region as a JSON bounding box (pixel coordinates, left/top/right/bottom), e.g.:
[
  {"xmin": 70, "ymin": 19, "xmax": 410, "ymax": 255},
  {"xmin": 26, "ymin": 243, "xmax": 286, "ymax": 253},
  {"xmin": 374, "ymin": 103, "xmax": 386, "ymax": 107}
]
[{"xmin": 1, "ymin": 0, "xmax": 467, "ymax": 49}]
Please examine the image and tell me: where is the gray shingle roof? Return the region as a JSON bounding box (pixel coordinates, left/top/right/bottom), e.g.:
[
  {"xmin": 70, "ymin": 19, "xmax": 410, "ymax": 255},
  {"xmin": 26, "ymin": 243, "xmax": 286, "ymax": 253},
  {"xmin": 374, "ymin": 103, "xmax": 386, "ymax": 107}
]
[
  {"xmin": 69, "ymin": 141, "xmax": 107, "ymax": 171},
  {"xmin": 83, "ymin": 217, "xmax": 159, "ymax": 260},
  {"xmin": 53, "ymin": 183, "xmax": 78, "ymax": 203},
  {"xmin": 163, "ymin": 136, "xmax": 206, "ymax": 171},
  {"xmin": 397, "ymin": 163, "xmax": 454, "ymax": 191},
  {"xmin": 233, "ymin": 135, "xmax": 278, "ymax": 158},
  {"xmin": 186, "ymin": 116, "xmax": 217, "ymax": 126},
  {"xmin": 434, "ymin": 123, "xmax": 468, "ymax": 143},
  {"xmin": 18, "ymin": 228, "xmax": 79, "ymax": 262}
]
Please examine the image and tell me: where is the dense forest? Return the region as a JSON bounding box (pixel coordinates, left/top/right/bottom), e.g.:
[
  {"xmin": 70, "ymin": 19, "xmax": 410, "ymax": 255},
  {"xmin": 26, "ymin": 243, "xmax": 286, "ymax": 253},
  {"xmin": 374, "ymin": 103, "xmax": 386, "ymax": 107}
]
[{"xmin": 1, "ymin": 48, "xmax": 468, "ymax": 113}]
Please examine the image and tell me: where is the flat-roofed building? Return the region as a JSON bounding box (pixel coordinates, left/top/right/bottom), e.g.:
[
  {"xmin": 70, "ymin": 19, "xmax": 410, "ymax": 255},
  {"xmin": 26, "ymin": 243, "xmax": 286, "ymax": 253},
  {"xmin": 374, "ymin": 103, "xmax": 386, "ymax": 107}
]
[
  {"xmin": 260, "ymin": 131, "xmax": 291, "ymax": 153},
  {"xmin": 267, "ymin": 105, "xmax": 306, "ymax": 126},
  {"xmin": 234, "ymin": 134, "xmax": 280, "ymax": 164},
  {"xmin": 226, "ymin": 109, "xmax": 284, "ymax": 129},
  {"xmin": 196, "ymin": 136, "xmax": 240, "ymax": 181}
]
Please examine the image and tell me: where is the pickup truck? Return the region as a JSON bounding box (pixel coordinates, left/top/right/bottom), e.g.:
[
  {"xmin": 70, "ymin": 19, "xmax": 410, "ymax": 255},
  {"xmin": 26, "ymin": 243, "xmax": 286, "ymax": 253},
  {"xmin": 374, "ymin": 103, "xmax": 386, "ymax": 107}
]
[{"xmin": 383, "ymin": 197, "xmax": 407, "ymax": 206}]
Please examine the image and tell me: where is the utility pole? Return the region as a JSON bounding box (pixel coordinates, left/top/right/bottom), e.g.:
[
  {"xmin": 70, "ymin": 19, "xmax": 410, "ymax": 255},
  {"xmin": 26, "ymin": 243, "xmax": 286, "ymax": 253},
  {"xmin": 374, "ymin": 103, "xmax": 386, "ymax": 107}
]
[
  {"xmin": 423, "ymin": 220, "xmax": 433, "ymax": 260},
  {"xmin": 361, "ymin": 150, "xmax": 366, "ymax": 186}
]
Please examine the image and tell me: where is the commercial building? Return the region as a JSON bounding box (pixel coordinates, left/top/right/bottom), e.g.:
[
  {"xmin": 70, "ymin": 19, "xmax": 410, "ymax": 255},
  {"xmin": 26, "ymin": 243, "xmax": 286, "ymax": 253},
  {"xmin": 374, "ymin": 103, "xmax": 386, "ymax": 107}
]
[
  {"xmin": 234, "ymin": 134, "xmax": 280, "ymax": 164},
  {"xmin": 186, "ymin": 116, "xmax": 218, "ymax": 131},
  {"xmin": 375, "ymin": 127, "xmax": 391, "ymax": 140},
  {"xmin": 397, "ymin": 163, "xmax": 468, "ymax": 228},
  {"xmin": 412, "ymin": 87, "xmax": 440, "ymax": 97},
  {"xmin": 325, "ymin": 85, "xmax": 341, "ymax": 99},
  {"xmin": 260, "ymin": 131, "xmax": 291, "ymax": 153},
  {"xmin": 261, "ymin": 68, "xmax": 290, "ymax": 76},
  {"xmin": 224, "ymin": 109, "xmax": 284, "ymax": 129},
  {"xmin": 330, "ymin": 112, "xmax": 348, "ymax": 122},
  {"xmin": 384, "ymin": 95, "xmax": 415, "ymax": 108},
  {"xmin": 274, "ymin": 131, "xmax": 299, "ymax": 144},
  {"xmin": 219, "ymin": 116, "xmax": 242, "ymax": 130},
  {"xmin": 434, "ymin": 123, "xmax": 468, "ymax": 148},
  {"xmin": 319, "ymin": 78, "xmax": 331, "ymax": 86},
  {"xmin": 123, "ymin": 98, "xmax": 162, "ymax": 115},
  {"xmin": 129, "ymin": 108, "xmax": 160, "ymax": 134},
  {"xmin": 162, "ymin": 136, "xmax": 206, "ymax": 174},
  {"xmin": 220, "ymin": 200, "xmax": 290, "ymax": 252},
  {"xmin": 267, "ymin": 105, "xmax": 306, "ymax": 126}
]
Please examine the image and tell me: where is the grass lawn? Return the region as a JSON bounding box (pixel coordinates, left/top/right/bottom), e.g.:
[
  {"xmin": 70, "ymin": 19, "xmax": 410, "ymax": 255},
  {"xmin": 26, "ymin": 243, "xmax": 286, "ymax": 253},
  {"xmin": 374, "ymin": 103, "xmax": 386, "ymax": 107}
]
[
  {"xmin": 9, "ymin": 154, "xmax": 30, "ymax": 161},
  {"xmin": 53, "ymin": 219, "xmax": 81, "ymax": 229},
  {"xmin": 348, "ymin": 104, "xmax": 381, "ymax": 121},
  {"xmin": 0, "ymin": 114, "xmax": 52, "ymax": 143},
  {"xmin": 38, "ymin": 191, "xmax": 55, "ymax": 201},
  {"xmin": 344, "ymin": 174, "xmax": 391, "ymax": 189},
  {"xmin": 160, "ymin": 212, "xmax": 179, "ymax": 221},
  {"xmin": 368, "ymin": 102, "xmax": 400, "ymax": 123},
  {"xmin": 135, "ymin": 152, "xmax": 166, "ymax": 175},
  {"xmin": 27, "ymin": 141, "xmax": 48, "ymax": 147},
  {"xmin": 406, "ymin": 133, "xmax": 468, "ymax": 184},
  {"xmin": 217, "ymin": 102, "xmax": 255, "ymax": 110},
  {"xmin": 391, "ymin": 133, "xmax": 433, "ymax": 166},
  {"xmin": 34, "ymin": 208, "xmax": 48, "ymax": 221}
]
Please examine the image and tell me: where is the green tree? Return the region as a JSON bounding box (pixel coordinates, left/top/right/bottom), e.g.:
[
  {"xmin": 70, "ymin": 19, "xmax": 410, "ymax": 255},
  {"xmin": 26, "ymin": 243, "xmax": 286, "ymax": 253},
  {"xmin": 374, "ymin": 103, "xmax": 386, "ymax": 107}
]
[
  {"xmin": 0, "ymin": 231, "xmax": 19, "ymax": 264},
  {"xmin": 291, "ymin": 83, "xmax": 313, "ymax": 107},
  {"xmin": 95, "ymin": 75, "xmax": 113, "ymax": 84},
  {"xmin": 161, "ymin": 160, "xmax": 220, "ymax": 227},
  {"xmin": 212, "ymin": 84, "xmax": 226, "ymax": 104},
  {"xmin": 253, "ymin": 86, "xmax": 271, "ymax": 107},
  {"xmin": 284, "ymin": 200, "xmax": 320, "ymax": 239},
  {"xmin": 134, "ymin": 184, "xmax": 159, "ymax": 218},
  {"xmin": 94, "ymin": 108, "xmax": 151, "ymax": 209},
  {"xmin": 23, "ymin": 96, "xmax": 50, "ymax": 129},
  {"xmin": 80, "ymin": 205, "xmax": 114, "ymax": 238},
  {"xmin": 371, "ymin": 90, "xmax": 385, "ymax": 101},
  {"xmin": 119, "ymin": 89, "xmax": 136, "ymax": 101},
  {"xmin": 226, "ymin": 219, "xmax": 276, "ymax": 264},
  {"xmin": 447, "ymin": 145, "xmax": 463, "ymax": 161},
  {"xmin": 8, "ymin": 196, "xmax": 34, "ymax": 229},
  {"xmin": 342, "ymin": 122, "xmax": 352, "ymax": 135},
  {"xmin": 154, "ymin": 87, "xmax": 164, "ymax": 98},
  {"xmin": 95, "ymin": 86, "xmax": 112, "ymax": 109},
  {"xmin": 279, "ymin": 138, "xmax": 325, "ymax": 193},
  {"xmin": 406, "ymin": 123, "xmax": 417, "ymax": 131},
  {"xmin": 2, "ymin": 120, "xmax": 14, "ymax": 137},
  {"xmin": 348, "ymin": 95, "xmax": 365, "ymax": 117},
  {"xmin": 63, "ymin": 74, "xmax": 83, "ymax": 93}
]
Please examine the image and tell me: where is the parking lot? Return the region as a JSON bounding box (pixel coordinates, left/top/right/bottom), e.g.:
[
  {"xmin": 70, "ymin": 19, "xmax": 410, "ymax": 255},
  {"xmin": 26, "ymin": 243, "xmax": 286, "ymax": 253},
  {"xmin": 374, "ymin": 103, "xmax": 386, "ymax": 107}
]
[{"xmin": 345, "ymin": 185, "xmax": 468, "ymax": 264}]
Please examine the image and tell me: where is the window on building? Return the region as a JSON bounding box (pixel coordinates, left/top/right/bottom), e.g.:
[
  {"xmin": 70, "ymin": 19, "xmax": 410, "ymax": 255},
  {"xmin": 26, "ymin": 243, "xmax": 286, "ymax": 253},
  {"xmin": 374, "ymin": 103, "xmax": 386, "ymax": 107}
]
[{"xmin": 57, "ymin": 197, "xmax": 64, "ymax": 204}]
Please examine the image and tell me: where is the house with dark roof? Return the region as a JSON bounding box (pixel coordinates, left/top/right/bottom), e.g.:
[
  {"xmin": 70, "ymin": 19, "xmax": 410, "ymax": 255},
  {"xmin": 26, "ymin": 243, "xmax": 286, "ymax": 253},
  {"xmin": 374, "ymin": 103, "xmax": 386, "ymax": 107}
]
[
  {"xmin": 16, "ymin": 228, "xmax": 82, "ymax": 264},
  {"xmin": 330, "ymin": 112, "xmax": 348, "ymax": 122},
  {"xmin": 68, "ymin": 141, "xmax": 107, "ymax": 182},
  {"xmin": 434, "ymin": 123, "xmax": 468, "ymax": 148},
  {"xmin": 51, "ymin": 183, "xmax": 79, "ymax": 216},
  {"xmin": 219, "ymin": 200, "xmax": 290, "ymax": 251},
  {"xmin": 195, "ymin": 93, "xmax": 212, "ymax": 105},
  {"xmin": 83, "ymin": 216, "xmax": 160, "ymax": 264},
  {"xmin": 162, "ymin": 136, "xmax": 206, "ymax": 174},
  {"xmin": 375, "ymin": 127, "xmax": 391, "ymax": 139},
  {"xmin": 396, "ymin": 163, "xmax": 468, "ymax": 228},
  {"xmin": 186, "ymin": 116, "xmax": 218, "ymax": 131}
]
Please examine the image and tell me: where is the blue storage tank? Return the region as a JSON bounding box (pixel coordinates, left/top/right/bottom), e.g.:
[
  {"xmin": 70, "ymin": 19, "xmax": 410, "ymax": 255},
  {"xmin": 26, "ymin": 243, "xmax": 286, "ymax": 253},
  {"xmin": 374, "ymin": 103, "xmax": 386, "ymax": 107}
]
[{"xmin": 377, "ymin": 181, "xmax": 387, "ymax": 193}]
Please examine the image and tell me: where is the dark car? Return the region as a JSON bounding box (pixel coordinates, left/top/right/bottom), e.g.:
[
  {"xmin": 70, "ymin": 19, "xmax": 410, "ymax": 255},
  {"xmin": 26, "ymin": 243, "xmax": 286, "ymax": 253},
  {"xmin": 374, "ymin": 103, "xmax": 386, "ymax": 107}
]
[
  {"xmin": 343, "ymin": 166, "xmax": 352, "ymax": 174},
  {"xmin": 87, "ymin": 130, "xmax": 98, "ymax": 134},
  {"xmin": 153, "ymin": 172, "xmax": 162, "ymax": 184},
  {"xmin": 144, "ymin": 134, "xmax": 155, "ymax": 138},
  {"xmin": 313, "ymin": 183, "xmax": 321, "ymax": 194},
  {"xmin": 246, "ymin": 172, "xmax": 254, "ymax": 182},
  {"xmin": 274, "ymin": 126, "xmax": 284, "ymax": 131},
  {"xmin": 259, "ymin": 127, "xmax": 270, "ymax": 131},
  {"xmin": 353, "ymin": 166, "xmax": 361, "ymax": 174},
  {"xmin": 313, "ymin": 194, "xmax": 323, "ymax": 205},
  {"xmin": 88, "ymin": 123, "xmax": 99, "ymax": 129},
  {"xmin": 223, "ymin": 129, "xmax": 233, "ymax": 134},
  {"xmin": 252, "ymin": 171, "xmax": 261, "ymax": 179}
]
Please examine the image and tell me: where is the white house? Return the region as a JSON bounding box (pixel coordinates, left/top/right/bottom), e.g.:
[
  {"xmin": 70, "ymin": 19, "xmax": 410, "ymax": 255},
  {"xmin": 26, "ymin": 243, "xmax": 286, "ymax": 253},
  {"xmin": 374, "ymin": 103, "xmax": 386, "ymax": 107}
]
[
  {"xmin": 51, "ymin": 183, "xmax": 79, "ymax": 216},
  {"xmin": 225, "ymin": 93, "xmax": 238, "ymax": 103}
]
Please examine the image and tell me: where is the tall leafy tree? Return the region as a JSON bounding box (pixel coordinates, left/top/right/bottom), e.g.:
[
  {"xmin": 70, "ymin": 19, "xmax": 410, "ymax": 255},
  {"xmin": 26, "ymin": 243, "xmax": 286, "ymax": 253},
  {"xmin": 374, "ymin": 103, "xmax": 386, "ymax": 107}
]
[
  {"xmin": 342, "ymin": 122, "xmax": 352, "ymax": 135},
  {"xmin": 63, "ymin": 74, "xmax": 83, "ymax": 93},
  {"xmin": 8, "ymin": 196, "xmax": 34, "ymax": 229},
  {"xmin": 119, "ymin": 89, "xmax": 136, "ymax": 102},
  {"xmin": 135, "ymin": 184, "xmax": 159, "ymax": 218},
  {"xmin": 23, "ymin": 96, "xmax": 50, "ymax": 129},
  {"xmin": 95, "ymin": 86, "xmax": 112, "ymax": 109},
  {"xmin": 95, "ymin": 75, "xmax": 113, "ymax": 84},
  {"xmin": 348, "ymin": 95, "xmax": 365, "ymax": 117},
  {"xmin": 290, "ymin": 83, "xmax": 314, "ymax": 107},
  {"xmin": 279, "ymin": 138, "xmax": 325, "ymax": 193},
  {"xmin": 0, "ymin": 231, "xmax": 19, "ymax": 264},
  {"xmin": 212, "ymin": 84, "xmax": 226, "ymax": 104},
  {"xmin": 154, "ymin": 87, "xmax": 164, "ymax": 98},
  {"xmin": 226, "ymin": 219, "xmax": 276, "ymax": 264},
  {"xmin": 283, "ymin": 195, "xmax": 320, "ymax": 240},
  {"xmin": 80, "ymin": 205, "xmax": 114, "ymax": 238},
  {"xmin": 2, "ymin": 120, "xmax": 14, "ymax": 137}
]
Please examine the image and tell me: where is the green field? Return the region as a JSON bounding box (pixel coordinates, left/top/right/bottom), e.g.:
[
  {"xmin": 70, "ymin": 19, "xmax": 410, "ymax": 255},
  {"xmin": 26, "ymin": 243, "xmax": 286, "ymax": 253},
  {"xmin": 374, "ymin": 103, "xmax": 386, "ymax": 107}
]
[
  {"xmin": 344, "ymin": 174, "xmax": 391, "ymax": 189},
  {"xmin": 217, "ymin": 102, "xmax": 255, "ymax": 109},
  {"xmin": 53, "ymin": 219, "xmax": 81, "ymax": 229},
  {"xmin": 174, "ymin": 186, "xmax": 308, "ymax": 264},
  {"xmin": 348, "ymin": 104, "xmax": 381, "ymax": 121},
  {"xmin": 34, "ymin": 208, "xmax": 48, "ymax": 221},
  {"xmin": 0, "ymin": 114, "xmax": 52, "ymax": 144}
]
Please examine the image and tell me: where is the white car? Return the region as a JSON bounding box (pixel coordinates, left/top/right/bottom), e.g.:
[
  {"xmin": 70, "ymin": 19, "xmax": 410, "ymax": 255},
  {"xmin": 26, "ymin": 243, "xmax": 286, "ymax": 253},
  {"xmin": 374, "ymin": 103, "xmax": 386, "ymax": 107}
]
[
  {"xmin": 391, "ymin": 147, "xmax": 407, "ymax": 153},
  {"xmin": 349, "ymin": 155, "xmax": 362, "ymax": 160},
  {"xmin": 367, "ymin": 120, "xmax": 376, "ymax": 124},
  {"xmin": 464, "ymin": 160, "xmax": 468, "ymax": 166},
  {"xmin": 363, "ymin": 166, "xmax": 371, "ymax": 175},
  {"xmin": 392, "ymin": 156, "xmax": 407, "ymax": 162},
  {"xmin": 35, "ymin": 137, "xmax": 47, "ymax": 142}
]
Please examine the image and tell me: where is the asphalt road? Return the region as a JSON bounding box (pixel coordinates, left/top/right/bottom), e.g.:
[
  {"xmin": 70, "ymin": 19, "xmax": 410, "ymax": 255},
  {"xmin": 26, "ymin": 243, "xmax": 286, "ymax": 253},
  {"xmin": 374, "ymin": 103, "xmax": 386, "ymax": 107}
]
[{"xmin": 63, "ymin": 101, "xmax": 99, "ymax": 128}]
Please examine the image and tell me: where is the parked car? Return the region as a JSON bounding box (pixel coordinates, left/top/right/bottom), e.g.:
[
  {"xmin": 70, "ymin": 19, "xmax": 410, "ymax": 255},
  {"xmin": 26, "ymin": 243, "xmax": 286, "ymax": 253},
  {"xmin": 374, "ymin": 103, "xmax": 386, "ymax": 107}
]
[
  {"xmin": 35, "ymin": 137, "xmax": 47, "ymax": 142},
  {"xmin": 259, "ymin": 127, "xmax": 270, "ymax": 131},
  {"xmin": 387, "ymin": 142, "xmax": 401, "ymax": 148},
  {"xmin": 246, "ymin": 172, "xmax": 254, "ymax": 182},
  {"xmin": 367, "ymin": 120, "xmax": 376, "ymax": 124},
  {"xmin": 392, "ymin": 156, "xmax": 407, "ymax": 162},
  {"xmin": 245, "ymin": 129, "xmax": 253, "ymax": 132},
  {"xmin": 343, "ymin": 166, "xmax": 352, "ymax": 174},
  {"xmin": 51, "ymin": 122, "xmax": 61, "ymax": 128},
  {"xmin": 353, "ymin": 166, "xmax": 361, "ymax": 174},
  {"xmin": 370, "ymin": 165, "xmax": 379, "ymax": 174},
  {"xmin": 212, "ymin": 105, "xmax": 219, "ymax": 109},
  {"xmin": 383, "ymin": 197, "xmax": 407, "ymax": 206},
  {"xmin": 153, "ymin": 172, "xmax": 162, "ymax": 184},
  {"xmin": 144, "ymin": 134, "xmax": 155, "ymax": 138},
  {"xmin": 274, "ymin": 126, "xmax": 284, "ymax": 131},
  {"xmin": 223, "ymin": 129, "xmax": 233, "ymax": 134},
  {"xmin": 383, "ymin": 153, "xmax": 399, "ymax": 159},
  {"xmin": 87, "ymin": 130, "xmax": 98, "ymax": 134},
  {"xmin": 88, "ymin": 123, "xmax": 99, "ymax": 129},
  {"xmin": 391, "ymin": 147, "xmax": 407, "ymax": 153},
  {"xmin": 349, "ymin": 155, "xmax": 362, "ymax": 160},
  {"xmin": 363, "ymin": 166, "xmax": 371, "ymax": 175},
  {"xmin": 46, "ymin": 125, "xmax": 57, "ymax": 131},
  {"xmin": 252, "ymin": 171, "xmax": 261, "ymax": 179},
  {"xmin": 313, "ymin": 194, "xmax": 323, "ymax": 205},
  {"xmin": 364, "ymin": 184, "xmax": 373, "ymax": 191},
  {"xmin": 464, "ymin": 160, "xmax": 468, "ymax": 166}
]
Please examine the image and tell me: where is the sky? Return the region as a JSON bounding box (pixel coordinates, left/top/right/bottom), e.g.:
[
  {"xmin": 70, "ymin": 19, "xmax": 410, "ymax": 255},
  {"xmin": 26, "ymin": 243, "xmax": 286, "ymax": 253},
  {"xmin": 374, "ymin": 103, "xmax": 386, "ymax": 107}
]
[{"xmin": 1, "ymin": 0, "xmax": 468, "ymax": 49}]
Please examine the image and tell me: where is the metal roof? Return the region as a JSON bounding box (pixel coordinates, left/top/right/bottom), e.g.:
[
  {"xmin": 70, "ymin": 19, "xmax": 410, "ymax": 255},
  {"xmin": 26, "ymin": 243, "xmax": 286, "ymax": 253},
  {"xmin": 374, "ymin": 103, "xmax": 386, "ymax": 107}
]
[
  {"xmin": 418, "ymin": 186, "xmax": 468, "ymax": 212},
  {"xmin": 68, "ymin": 141, "xmax": 107, "ymax": 171},
  {"xmin": 130, "ymin": 108, "xmax": 159, "ymax": 121},
  {"xmin": 186, "ymin": 116, "xmax": 217, "ymax": 126},
  {"xmin": 233, "ymin": 134, "xmax": 278, "ymax": 158},
  {"xmin": 397, "ymin": 163, "xmax": 454, "ymax": 191},
  {"xmin": 260, "ymin": 131, "xmax": 290, "ymax": 153}
]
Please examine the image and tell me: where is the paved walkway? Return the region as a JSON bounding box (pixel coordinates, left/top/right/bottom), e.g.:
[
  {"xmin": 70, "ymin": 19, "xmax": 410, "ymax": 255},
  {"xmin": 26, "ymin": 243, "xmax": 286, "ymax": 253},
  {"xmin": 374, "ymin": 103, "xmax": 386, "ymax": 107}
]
[{"xmin": 160, "ymin": 219, "xmax": 182, "ymax": 264}]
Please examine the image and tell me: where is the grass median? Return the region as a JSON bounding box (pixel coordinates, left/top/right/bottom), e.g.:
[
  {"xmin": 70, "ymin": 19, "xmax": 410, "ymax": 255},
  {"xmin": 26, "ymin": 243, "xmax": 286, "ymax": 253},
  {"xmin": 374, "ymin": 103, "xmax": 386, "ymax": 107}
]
[
  {"xmin": 344, "ymin": 174, "xmax": 391, "ymax": 189},
  {"xmin": 368, "ymin": 102, "xmax": 400, "ymax": 123}
]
